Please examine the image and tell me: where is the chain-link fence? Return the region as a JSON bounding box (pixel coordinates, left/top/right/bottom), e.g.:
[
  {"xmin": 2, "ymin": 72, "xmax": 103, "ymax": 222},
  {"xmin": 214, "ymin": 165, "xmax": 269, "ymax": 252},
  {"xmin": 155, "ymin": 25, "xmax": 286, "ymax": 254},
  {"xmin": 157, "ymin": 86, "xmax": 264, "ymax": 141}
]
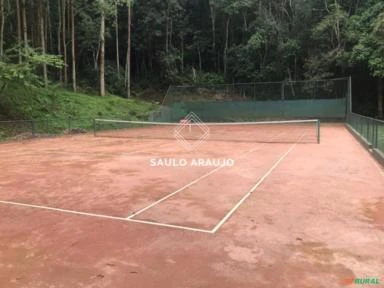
[
  {"xmin": 164, "ymin": 78, "xmax": 349, "ymax": 103},
  {"xmin": 155, "ymin": 78, "xmax": 350, "ymax": 122},
  {"xmin": 0, "ymin": 118, "xmax": 96, "ymax": 141}
]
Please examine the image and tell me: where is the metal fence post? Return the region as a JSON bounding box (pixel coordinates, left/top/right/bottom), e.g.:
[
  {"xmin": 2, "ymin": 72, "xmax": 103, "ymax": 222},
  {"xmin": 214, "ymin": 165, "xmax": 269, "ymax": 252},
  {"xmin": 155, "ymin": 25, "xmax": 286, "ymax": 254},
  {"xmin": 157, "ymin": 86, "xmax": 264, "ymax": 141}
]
[
  {"xmin": 31, "ymin": 120, "xmax": 36, "ymax": 137},
  {"xmin": 68, "ymin": 118, "xmax": 72, "ymax": 132},
  {"xmin": 281, "ymin": 81, "xmax": 285, "ymax": 101},
  {"xmin": 93, "ymin": 119, "xmax": 97, "ymax": 136},
  {"xmin": 374, "ymin": 120, "xmax": 378, "ymax": 148},
  {"xmin": 348, "ymin": 76, "xmax": 352, "ymax": 114}
]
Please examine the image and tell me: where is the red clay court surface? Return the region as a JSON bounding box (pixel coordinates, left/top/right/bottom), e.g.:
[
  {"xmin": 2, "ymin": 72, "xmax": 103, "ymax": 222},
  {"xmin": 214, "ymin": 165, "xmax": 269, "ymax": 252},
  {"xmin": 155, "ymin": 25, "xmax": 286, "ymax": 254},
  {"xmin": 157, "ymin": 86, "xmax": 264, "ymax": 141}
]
[{"xmin": 0, "ymin": 123, "xmax": 383, "ymax": 288}]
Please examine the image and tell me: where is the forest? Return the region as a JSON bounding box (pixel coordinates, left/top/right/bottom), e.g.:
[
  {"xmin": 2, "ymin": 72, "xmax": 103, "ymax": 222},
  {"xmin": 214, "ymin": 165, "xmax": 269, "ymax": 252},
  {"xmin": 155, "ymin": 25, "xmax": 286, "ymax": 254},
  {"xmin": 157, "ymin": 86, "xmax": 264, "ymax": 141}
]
[{"xmin": 0, "ymin": 0, "xmax": 383, "ymax": 117}]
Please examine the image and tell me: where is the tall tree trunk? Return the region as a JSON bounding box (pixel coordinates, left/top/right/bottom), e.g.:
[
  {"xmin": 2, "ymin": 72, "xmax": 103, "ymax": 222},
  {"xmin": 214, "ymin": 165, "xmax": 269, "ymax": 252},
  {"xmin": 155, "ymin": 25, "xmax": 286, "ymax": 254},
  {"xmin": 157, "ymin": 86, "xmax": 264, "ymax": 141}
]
[
  {"xmin": 209, "ymin": 0, "xmax": 216, "ymax": 69},
  {"xmin": 57, "ymin": 0, "xmax": 62, "ymax": 82},
  {"xmin": 45, "ymin": 1, "xmax": 48, "ymax": 51},
  {"xmin": 115, "ymin": 3, "xmax": 120, "ymax": 79},
  {"xmin": 21, "ymin": 0, "xmax": 27, "ymax": 49},
  {"xmin": 355, "ymin": 0, "xmax": 360, "ymax": 11},
  {"xmin": 378, "ymin": 78, "xmax": 383, "ymax": 119},
  {"xmin": 197, "ymin": 44, "xmax": 202, "ymax": 72},
  {"xmin": 70, "ymin": 0, "xmax": 76, "ymax": 91},
  {"xmin": 223, "ymin": 18, "xmax": 230, "ymax": 77},
  {"xmin": 62, "ymin": 0, "xmax": 68, "ymax": 84},
  {"xmin": 39, "ymin": 0, "xmax": 47, "ymax": 87},
  {"xmin": 135, "ymin": 50, "xmax": 139, "ymax": 77},
  {"xmin": 99, "ymin": 0, "xmax": 105, "ymax": 96},
  {"xmin": 46, "ymin": 0, "xmax": 53, "ymax": 53},
  {"xmin": 0, "ymin": 0, "xmax": 4, "ymax": 59},
  {"xmin": 125, "ymin": 0, "xmax": 131, "ymax": 98},
  {"xmin": 142, "ymin": 55, "xmax": 147, "ymax": 78},
  {"xmin": 16, "ymin": 0, "xmax": 22, "ymax": 63},
  {"xmin": 242, "ymin": 12, "xmax": 248, "ymax": 42},
  {"xmin": 209, "ymin": 0, "xmax": 215, "ymax": 48},
  {"xmin": 169, "ymin": 18, "xmax": 173, "ymax": 50},
  {"xmin": 165, "ymin": 1, "xmax": 170, "ymax": 54},
  {"xmin": 30, "ymin": 0, "xmax": 35, "ymax": 47},
  {"xmin": 148, "ymin": 50, "xmax": 152, "ymax": 73},
  {"xmin": 180, "ymin": 32, "xmax": 184, "ymax": 73}
]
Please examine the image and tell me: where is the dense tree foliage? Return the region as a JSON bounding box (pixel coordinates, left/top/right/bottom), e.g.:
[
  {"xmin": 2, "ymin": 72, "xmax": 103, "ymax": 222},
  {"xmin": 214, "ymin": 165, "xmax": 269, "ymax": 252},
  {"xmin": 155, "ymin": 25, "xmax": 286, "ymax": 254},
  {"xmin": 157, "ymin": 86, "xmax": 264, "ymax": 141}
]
[{"xmin": 0, "ymin": 0, "xmax": 382, "ymax": 116}]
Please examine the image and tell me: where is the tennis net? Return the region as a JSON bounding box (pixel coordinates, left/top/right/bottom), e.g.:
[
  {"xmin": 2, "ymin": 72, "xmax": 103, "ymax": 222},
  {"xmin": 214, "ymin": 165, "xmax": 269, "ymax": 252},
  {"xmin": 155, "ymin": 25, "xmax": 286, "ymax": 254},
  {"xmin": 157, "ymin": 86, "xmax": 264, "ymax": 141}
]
[{"xmin": 94, "ymin": 119, "xmax": 320, "ymax": 144}]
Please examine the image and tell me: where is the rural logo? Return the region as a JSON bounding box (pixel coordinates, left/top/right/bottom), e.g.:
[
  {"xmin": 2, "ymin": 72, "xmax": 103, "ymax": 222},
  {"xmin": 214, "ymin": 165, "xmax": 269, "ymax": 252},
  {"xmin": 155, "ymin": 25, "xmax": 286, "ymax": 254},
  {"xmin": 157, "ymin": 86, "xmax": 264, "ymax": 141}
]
[
  {"xmin": 340, "ymin": 276, "xmax": 383, "ymax": 286},
  {"xmin": 173, "ymin": 112, "xmax": 210, "ymax": 151}
]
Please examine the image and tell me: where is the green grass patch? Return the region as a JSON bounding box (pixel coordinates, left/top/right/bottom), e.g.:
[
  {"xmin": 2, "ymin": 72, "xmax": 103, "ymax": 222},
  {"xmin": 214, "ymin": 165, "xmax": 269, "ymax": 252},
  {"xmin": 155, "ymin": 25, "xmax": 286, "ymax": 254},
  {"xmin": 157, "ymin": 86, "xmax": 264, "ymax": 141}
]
[
  {"xmin": 0, "ymin": 84, "xmax": 157, "ymax": 120},
  {"xmin": 0, "ymin": 84, "xmax": 158, "ymax": 139}
]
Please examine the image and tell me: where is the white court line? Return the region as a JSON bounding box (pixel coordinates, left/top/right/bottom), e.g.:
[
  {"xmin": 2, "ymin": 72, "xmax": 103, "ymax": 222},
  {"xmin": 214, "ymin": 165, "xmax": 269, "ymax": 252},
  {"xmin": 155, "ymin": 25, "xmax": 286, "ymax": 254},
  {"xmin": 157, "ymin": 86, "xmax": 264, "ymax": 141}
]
[
  {"xmin": 0, "ymin": 200, "xmax": 213, "ymax": 234},
  {"xmin": 0, "ymin": 131, "xmax": 310, "ymax": 234},
  {"xmin": 0, "ymin": 200, "xmax": 126, "ymax": 221},
  {"xmin": 211, "ymin": 138, "xmax": 302, "ymax": 233},
  {"xmin": 126, "ymin": 132, "xmax": 290, "ymax": 220},
  {"xmin": 0, "ymin": 135, "xmax": 291, "ymax": 234},
  {"xmin": 128, "ymin": 219, "xmax": 213, "ymax": 234},
  {"xmin": 126, "ymin": 162, "xmax": 236, "ymax": 219}
]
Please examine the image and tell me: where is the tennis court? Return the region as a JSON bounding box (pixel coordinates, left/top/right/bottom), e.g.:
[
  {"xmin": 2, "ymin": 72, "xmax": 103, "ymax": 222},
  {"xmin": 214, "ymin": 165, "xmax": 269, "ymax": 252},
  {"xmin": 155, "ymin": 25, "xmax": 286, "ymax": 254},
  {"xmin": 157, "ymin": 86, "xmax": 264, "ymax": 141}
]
[{"xmin": 0, "ymin": 120, "xmax": 383, "ymax": 287}]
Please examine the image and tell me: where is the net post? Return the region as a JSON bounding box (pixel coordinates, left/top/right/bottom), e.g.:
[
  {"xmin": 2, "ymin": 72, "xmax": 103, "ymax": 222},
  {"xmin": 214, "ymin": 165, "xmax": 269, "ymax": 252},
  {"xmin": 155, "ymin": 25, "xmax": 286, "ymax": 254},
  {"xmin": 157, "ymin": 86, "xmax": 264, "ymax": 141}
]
[{"xmin": 316, "ymin": 120, "xmax": 321, "ymax": 144}]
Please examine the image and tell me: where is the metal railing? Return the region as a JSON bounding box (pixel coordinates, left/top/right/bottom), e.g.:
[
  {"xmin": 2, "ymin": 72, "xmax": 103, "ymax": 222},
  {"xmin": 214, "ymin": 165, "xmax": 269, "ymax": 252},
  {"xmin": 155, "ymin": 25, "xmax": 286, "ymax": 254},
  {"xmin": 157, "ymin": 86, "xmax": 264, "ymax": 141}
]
[{"xmin": 347, "ymin": 113, "xmax": 384, "ymax": 155}]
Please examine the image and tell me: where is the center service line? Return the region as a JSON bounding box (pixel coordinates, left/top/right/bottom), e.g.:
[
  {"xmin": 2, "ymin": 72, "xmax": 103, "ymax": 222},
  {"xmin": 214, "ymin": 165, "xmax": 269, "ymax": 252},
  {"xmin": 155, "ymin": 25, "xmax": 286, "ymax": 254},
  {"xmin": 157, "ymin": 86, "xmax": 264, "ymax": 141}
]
[
  {"xmin": 126, "ymin": 131, "xmax": 290, "ymax": 220},
  {"xmin": 211, "ymin": 135, "xmax": 303, "ymax": 234}
]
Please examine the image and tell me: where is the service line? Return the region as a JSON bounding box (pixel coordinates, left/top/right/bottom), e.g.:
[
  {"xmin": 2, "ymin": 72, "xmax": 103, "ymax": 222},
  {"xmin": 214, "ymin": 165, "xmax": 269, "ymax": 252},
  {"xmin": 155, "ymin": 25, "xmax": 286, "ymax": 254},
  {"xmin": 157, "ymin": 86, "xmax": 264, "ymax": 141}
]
[{"xmin": 0, "ymin": 200, "xmax": 213, "ymax": 234}]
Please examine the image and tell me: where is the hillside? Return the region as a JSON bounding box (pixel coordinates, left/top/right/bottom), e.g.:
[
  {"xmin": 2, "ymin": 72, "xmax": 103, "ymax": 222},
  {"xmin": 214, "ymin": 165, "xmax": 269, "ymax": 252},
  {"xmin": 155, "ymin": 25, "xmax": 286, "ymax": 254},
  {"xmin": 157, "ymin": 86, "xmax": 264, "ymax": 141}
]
[
  {"xmin": 0, "ymin": 84, "xmax": 157, "ymax": 120},
  {"xmin": 0, "ymin": 85, "xmax": 157, "ymax": 139}
]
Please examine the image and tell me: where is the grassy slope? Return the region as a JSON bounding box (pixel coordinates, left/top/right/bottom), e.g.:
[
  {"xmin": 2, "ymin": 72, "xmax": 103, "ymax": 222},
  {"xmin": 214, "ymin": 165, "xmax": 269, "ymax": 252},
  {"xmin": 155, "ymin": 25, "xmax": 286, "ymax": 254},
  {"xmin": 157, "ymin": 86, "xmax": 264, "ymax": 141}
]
[
  {"xmin": 0, "ymin": 84, "xmax": 157, "ymax": 121},
  {"xmin": 0, "ymin": 84, "xmax": 158, "ymax": 139}
]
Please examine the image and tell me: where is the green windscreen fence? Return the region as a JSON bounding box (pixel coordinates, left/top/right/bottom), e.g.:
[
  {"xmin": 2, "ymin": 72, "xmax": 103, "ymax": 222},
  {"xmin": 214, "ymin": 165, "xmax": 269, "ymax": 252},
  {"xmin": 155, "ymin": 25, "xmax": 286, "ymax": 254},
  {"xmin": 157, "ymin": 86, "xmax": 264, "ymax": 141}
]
[{"xmin": 151, "ymin": 78, "xmax": 350, "ymax": 122}]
